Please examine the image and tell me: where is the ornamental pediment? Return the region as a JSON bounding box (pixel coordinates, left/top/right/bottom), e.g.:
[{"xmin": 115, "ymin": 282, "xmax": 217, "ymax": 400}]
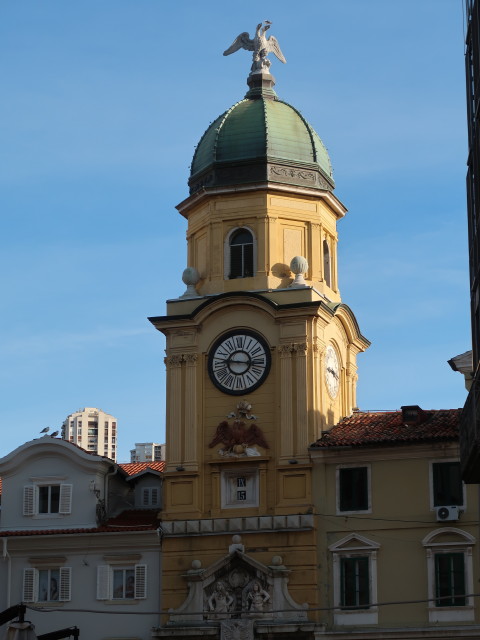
[{"xmin": 167, "ymin": 536, "xmax": 308, "ymax": 626}]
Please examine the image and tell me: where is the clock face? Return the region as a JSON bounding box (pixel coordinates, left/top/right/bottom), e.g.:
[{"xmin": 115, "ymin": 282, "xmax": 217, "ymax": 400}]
[
  {"xmin": 208, "ymin": 330, "xmax": 271, "ymax": 395},
  {"xmin": 325, "ymin": 345, "xmax": 340, "ymax": 399}
]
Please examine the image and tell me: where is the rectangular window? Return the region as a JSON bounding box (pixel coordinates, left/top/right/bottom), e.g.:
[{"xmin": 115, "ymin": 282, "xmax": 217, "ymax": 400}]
[
  {"xmin": 432, "ymin": 462, "xmax": 463, "ymax": 507},
  {"xmin": 97, "ymin": 564, "xmax": 147, "ymax": 600},
  {"xmin": 113, "ymin": 568, "xmax": 135, "ymax": 599},
  {"xmin": 338, "ymin": 467, "xmax": 369, "ymax": 512},
  {"xmin": 435, "ymin": 553, "xmax": 466, "ymax": 607},
  {"xmin": 141, "ymin": 487, "xmax": 160, "ymax": 507},
  {"xmin": 340, "ymin": 556, "xmax": 370, "ymax": 609},
  {"xmin": 23, "ymin": 567, "xmax": 71, "ymax": 602},
  {"xmin": 221, "ymin": 469, "xmax": 259, "ymax": 509},
  {"xmin": 38, "ymin": 569, "xmax": 60, "ymax": 601},
  {"xmin": 24, "ymin": 484, "xmax": 72, "ymax": 516}
]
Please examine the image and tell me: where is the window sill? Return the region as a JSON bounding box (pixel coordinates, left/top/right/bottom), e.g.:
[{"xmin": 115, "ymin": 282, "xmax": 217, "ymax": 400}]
[
  {"xmin": 101, "ymin": 599, "xmax": 142, "ymax": 606},
  {"xmin": 336, "ymin": 509, "xmax": 371, "ymax": 516},
  {"xmin": 334, "ymin": 608, "xmax": 378, "ymax": 626},
  {"xmin": 428, "ymin": 606, "xmax": 474, "ymax": 623},
  {"xmin": 33, "ymin": 602, "xmax": 66, "ymax": 608}
]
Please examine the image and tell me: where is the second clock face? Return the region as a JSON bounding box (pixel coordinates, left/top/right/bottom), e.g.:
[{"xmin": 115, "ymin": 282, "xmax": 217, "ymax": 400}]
[
  {"xmin": 325, "ymin": 344, "xmax": 340, "ymax": 399},
  {"xmin": 208, "ymin": 330, "xmax": 271, "ymax": 395}
]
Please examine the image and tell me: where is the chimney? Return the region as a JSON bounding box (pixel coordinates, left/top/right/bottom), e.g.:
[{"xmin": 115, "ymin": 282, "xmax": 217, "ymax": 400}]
[{"xmin": 401, "ymin": 405, "xmax": 425, "ymax": 425}]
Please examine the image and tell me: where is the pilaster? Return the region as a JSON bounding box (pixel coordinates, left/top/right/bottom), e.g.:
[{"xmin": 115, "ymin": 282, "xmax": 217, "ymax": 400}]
[
  {"xmin": 165, "ymin": 354, "xmax": 184, "ymax": 471},
  {"xmin": 279, "ymin": 344, "xmax": 294, "ymax": 461},
  {"xmin": 184, "ymin": 353, "xmax": 198, "ymax": 469},
  {"xmin": 294, "ymin": 342, "xmax": 309, "ymax": 460}
]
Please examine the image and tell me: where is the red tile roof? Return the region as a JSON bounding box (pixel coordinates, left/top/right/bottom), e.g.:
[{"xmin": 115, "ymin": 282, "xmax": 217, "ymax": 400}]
[
  {"xmin": 119, "ymin": 461, "xmax": 165, "ymax": 475},
  {"xmin": 0, "ymin": 509, "xmax": 160, "ymax": 537},
  {"xmin": 310, "ymin": 409, "xmax": 461, "ymax": 449}
]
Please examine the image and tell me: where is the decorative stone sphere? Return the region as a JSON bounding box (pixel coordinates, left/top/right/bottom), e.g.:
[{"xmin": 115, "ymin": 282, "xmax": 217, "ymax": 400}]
[
  {"xmin": 182, "ymin": 267, "xmax": 200, "ymax": 286},
  {"xmin": 232, "ymin": 534, "xmax": 242, "ymax": 544},
  {"xmin": 271, "ymin": 555, "xmax": 283, "ymax": 566},
  {"xmin": 290, "ymin": 256, "xmax": 308, "ymax": 275},
  {"xmin": 191, "ymin": 559, "xmax": 202, "ymax": 570}
]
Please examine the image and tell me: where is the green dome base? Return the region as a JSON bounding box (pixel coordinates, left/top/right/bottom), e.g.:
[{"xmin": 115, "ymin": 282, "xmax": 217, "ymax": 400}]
[{"xmin": 189, "ymin": 74, "xmax": 334, "ymax": 195}]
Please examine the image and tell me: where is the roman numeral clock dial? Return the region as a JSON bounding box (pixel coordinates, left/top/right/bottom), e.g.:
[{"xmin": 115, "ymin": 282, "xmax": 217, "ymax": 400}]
[{"xmin": 208, "ymin": 331, "xmax": 271, "ymax": 395}]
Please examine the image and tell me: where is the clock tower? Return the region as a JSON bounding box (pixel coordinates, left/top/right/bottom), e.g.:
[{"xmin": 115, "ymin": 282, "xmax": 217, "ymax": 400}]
[{"xmin": 150, "ymin": 24, "xmax": 369, "ymax": 638}]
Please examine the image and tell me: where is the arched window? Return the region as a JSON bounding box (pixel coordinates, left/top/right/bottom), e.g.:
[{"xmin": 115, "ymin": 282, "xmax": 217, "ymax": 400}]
[
  {"xmin": 229, "ymin": 228, "xmax": 254, "ymax": 279},
  {"xmin": 323, "ymin": 239, "xmax": 331, "ymax": 288}
]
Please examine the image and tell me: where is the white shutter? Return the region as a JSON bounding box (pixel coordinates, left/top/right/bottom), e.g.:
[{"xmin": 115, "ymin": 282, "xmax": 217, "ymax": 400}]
[
  {"xmin": 134, "ymin": 564, "xmax": 147, "ymax": 599},
  {"xmin": 23, "ymin": 568, "xmax": 37, "ymax": 602},
  {"xmin": 59, "ymin": 567, "xmax": 71, "ymax": 601},
  {"xmin": 96, "ymin": 565, "xmax": 111, "ymax": 600},
  {"xmin": 59, "ymin": 484, "xmax": 72, "ymax": 514},
  {"xmin": 142, "ymin": 488, "xmax": 149, "ymax": 506},
  {"xmin": 151, "ymin": 488, "xmax": 160, "ymax": 506},
  {"xmin": 23, "ymin": 486, "xmax": 35, "ymax": 516}
]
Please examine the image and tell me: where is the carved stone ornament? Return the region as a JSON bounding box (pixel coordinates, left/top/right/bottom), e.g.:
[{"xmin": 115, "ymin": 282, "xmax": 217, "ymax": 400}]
[
  {"xmin": 221, "ymin": 619, "xmax": 254, "ymax": 640},
  {"xmin": 223, "ymin": 21, "xmax": 286, "ymax": 75},
  {"xmin": 289, "ymin": 256, "xmax": 309, "ymax": 288},
  {"xmin": 270, "ymin": 165, "xmax": 315, "ymax": 182},
  {"xmin": 278, "ymin": 344, "xmax": 294, "ymax": 356},
  {"xmin": 209, "ymin": 401, "xmax": 268, "ymax": 457},
  {"xmin": 184, "ymin": 353, "xmax": 198, "ymax": 365},
  {"xmin": 166, "ymin": 543, "xmax": 308, "ymax": 627},
  {"xmin": 293, "ymin": 342, "xmax": 308, "ymax": 354},
  {"xmin": 180, "ymin": 267, "xmax": 200, "ymax": 298},
  {"xmin": 167, "ymin": 354, "xmax": 184, "ymax": 367}
]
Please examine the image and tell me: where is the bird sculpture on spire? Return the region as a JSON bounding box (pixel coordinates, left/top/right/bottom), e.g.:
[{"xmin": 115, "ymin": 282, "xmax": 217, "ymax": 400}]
[{"xmin": 223, "ymin": 21, "xmax": 286, "ymax": 75}]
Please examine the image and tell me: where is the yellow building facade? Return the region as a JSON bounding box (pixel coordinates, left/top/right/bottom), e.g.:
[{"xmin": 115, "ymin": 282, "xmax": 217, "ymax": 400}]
[
  {"xmin": 310, "ymin": 407, "xmax": 480, "ymax": 638},
  {"xmin": 149, "ymin": 37, "xmax": 368, "ymax": 639}
]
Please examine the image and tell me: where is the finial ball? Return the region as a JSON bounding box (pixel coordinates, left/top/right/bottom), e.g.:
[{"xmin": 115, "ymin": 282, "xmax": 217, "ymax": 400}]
[
  {"xmin": 182, "ymin": 267, "xmax": 200, "ymax": 286},
  {"xmin": 290, "ymin": 256, "xmax": 308, "ymax": 275}
]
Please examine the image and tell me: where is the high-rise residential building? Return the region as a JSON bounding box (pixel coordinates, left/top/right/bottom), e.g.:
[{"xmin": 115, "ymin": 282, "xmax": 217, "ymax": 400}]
[
  {"xmin": 61, "ymin": 407, "xmax": 117, "ymax": 461},
  {"xmin": 460, "ymin": 0, "xmax": 480, "ymax": 481},
  {"xmin": 130, "ymin": 442, "xmax": 165, "ymax": 463}
]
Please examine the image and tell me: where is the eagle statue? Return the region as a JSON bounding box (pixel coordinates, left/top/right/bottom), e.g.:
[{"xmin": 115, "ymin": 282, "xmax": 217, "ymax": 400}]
[
  {"xmin": 223, "ymin": 21, "xmax": 286, "ymax": 75},
  {"xmin": 209, "ymin": 401, "xmax": 269, "ymax": 456}
]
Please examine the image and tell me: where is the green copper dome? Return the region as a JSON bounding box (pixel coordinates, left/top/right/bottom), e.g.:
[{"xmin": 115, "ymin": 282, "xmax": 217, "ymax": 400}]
[{"xmin": 189, "ymin": 76, "xmax": 334, "ymax": 195}]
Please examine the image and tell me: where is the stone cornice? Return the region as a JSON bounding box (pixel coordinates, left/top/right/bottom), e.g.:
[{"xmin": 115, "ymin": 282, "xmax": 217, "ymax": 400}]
[{"xmin": 176, "ymin": 181, "xmax": 347, "ymax": 220}]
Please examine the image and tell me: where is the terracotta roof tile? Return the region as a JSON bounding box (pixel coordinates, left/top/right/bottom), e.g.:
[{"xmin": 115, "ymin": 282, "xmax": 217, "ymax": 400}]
[
  {"xmin": 0, "ymin": 509, "xmax": 160, "ymax": 537},
  {"xmin": 310, "ymin": 408, "xmax": 461, "ymax": 449},
  {"xmin": 119, "ymin": 461, "xmax": 165, "ymax": 475}
]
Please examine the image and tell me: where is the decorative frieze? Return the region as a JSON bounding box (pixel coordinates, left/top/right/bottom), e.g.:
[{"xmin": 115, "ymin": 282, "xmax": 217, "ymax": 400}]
[
  {"xmin": 160, "ymin": 514, "xmax": 313, "ymax": 536},
  {"xmin": 165, "ymin": 353, "xmax": 198, "ymax": 367}
]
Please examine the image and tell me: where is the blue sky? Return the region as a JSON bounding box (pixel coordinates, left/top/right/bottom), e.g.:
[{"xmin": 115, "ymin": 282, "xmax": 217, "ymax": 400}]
[{"xmin": 0, "ymin": 1, "xmax": 469, "ymax": 461}]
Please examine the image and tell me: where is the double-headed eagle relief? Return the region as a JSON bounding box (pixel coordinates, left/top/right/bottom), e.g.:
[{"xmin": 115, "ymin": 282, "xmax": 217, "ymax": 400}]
[
  {"xmin": 223, "ymin": 21, "xmax": 286, "ymax": 75},
  {"xmin": 209, "ymin": 400, "xmax": 269, "ymax": 457}
]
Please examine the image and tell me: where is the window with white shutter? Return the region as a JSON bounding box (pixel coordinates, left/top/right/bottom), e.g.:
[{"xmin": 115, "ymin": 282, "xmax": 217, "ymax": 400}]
[
  {"xmin": 23, "ymin": 567, "xmax": 71, "ymax": 602},
  {"xmin": 97, "ymin": 564, "xmax": 147, "ymax": 601},
  {"xmin": 23, "ymin": 486, "xmax": 35, "ymax": 516},
  {"xmin": 23, "ymin": 568, "xmax": 37, "ymax": 602},
  {"xmin": 59, "ymin": 567, "xmax": 72, "ymax": 601},
  {"xmin": 97, "ymin": 565, "xmax": 111, "ymax": 600},
  {"xmin": 23, "ymin": 482, "xmax": 72, "ymax": 517},
  {"xmin": 59, "ymin": 484, "xmax": 73, "ymax": 514},
  {"xmin": 134, "ymin": 564, "xmax": 147, "ymax": 599}
]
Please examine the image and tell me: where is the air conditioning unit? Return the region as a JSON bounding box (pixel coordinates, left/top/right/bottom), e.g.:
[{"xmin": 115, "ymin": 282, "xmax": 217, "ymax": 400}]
[{"xmin": 435, "ymin": 506, "xmax": 460, "ymax": 522}]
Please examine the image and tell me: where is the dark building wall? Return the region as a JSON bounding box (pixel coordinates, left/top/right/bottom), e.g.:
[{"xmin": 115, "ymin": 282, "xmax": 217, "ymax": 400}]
[{"xmin": 461, "ymin": 1, "xmax": 480, "ymax": 481}]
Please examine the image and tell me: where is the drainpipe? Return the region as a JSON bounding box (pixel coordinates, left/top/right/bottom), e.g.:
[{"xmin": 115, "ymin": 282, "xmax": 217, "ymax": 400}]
[
  {"xmin": 2, "ymin": 538, "xmax": 11, "ymax": 607},
  {"xmin": 157, "ymin": 524, "xmax": 164, "ymax": 629},
  {"xmin": 103, "ymin": 465, "xmax": 119, "ymax": 517}
]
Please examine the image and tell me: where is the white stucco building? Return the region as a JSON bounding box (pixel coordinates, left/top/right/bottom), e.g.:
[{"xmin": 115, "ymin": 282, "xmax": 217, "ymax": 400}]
[
  {"xmin": 130, "ymin": 442, "xmax": 165, "ymax": 463},
  {"xmin": 62, "ymin": 407, "xmax": 118, "ymax": 461},
  {"xmin": 0, "ymin": 436, "xmax": 164, "ymax": 640}
]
